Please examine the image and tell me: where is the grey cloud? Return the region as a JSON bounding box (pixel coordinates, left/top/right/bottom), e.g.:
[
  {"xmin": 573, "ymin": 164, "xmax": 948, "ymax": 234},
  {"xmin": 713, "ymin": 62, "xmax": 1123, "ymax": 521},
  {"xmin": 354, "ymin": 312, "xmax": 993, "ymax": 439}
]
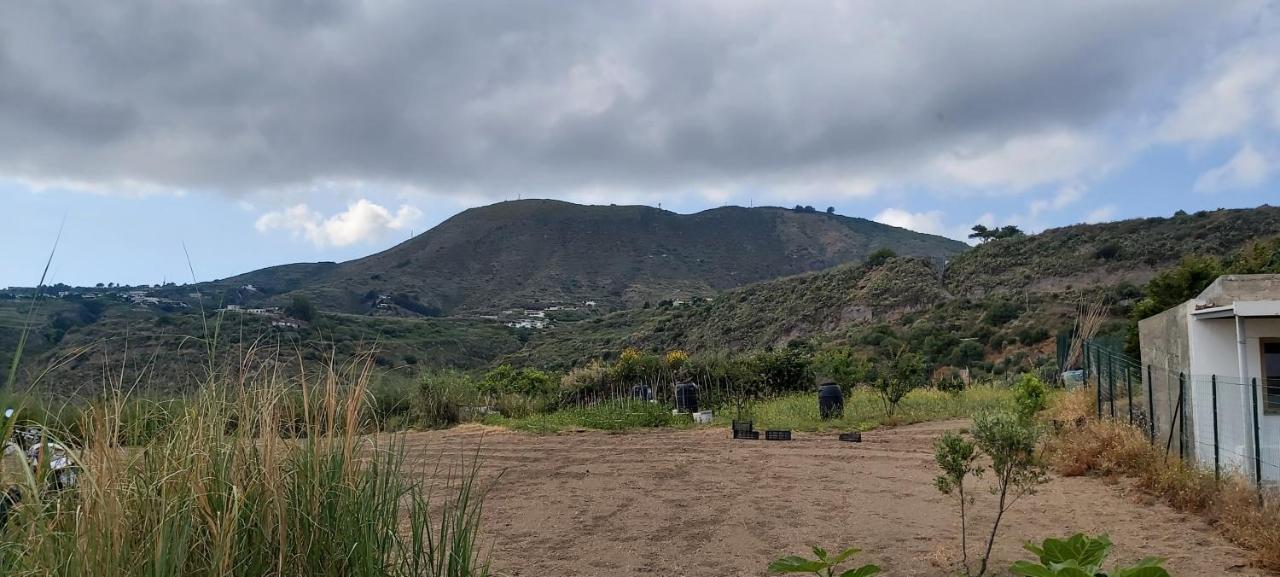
[{"xmin": 0, "ymin": 0, "xmax": 1268, "ymax": 196}]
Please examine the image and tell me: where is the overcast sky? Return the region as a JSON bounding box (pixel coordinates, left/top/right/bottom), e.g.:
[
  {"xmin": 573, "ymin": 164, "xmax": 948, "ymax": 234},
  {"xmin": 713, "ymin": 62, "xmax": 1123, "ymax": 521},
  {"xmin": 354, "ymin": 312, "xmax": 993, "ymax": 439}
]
[{"xmin": 3, "ymin": 0, "xmax": 1279, "ymax": 287}]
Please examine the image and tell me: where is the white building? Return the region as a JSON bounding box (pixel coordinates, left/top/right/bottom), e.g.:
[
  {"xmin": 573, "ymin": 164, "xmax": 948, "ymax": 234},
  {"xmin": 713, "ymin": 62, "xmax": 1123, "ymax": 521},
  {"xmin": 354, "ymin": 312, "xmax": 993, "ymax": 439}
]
[{"xmin": 1139, "ymin": 275, "xmax": 1280, "ymax": 481}]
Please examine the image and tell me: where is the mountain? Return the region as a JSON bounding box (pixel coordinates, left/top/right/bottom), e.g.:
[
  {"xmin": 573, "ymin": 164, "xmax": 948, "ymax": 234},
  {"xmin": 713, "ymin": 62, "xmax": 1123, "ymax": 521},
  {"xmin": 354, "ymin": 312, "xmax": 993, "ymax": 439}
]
[
  {"xmin": 212, "ymin": 199, "xmax": 969, "ymax": 315},
  {"xmin": 509, "ymin": 205, "xmax": 1280, "ymax": 371}
]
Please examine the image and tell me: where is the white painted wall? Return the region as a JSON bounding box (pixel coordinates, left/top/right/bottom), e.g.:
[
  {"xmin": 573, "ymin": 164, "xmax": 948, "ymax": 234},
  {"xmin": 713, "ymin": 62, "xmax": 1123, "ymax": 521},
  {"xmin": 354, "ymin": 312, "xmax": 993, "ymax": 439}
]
[{"xmin": 1187, "ymin": 316, "xmax": 1280, "ymax": 481}]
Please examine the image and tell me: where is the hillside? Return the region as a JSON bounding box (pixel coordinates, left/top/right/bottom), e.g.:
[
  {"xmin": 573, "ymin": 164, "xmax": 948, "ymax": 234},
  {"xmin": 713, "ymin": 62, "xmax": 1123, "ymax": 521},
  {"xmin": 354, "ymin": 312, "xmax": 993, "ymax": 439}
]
[
  {"xmin": 944, "ymin": 206, "xmax": 1280, "ymax": 296},
  {"xmin": 510, "ymin": 205, "xmax": 1280, "ymax": 372},
  {"xmin": 211, "ymin": 200, "xmax": 968, "ymax": 315}
]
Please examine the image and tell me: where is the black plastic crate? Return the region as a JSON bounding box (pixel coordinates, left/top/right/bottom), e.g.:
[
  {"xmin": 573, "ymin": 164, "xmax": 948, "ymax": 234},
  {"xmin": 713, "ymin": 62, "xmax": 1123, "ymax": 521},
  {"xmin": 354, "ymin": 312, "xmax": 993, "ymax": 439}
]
[
  {"xmin": 838, "ymin": 432, "xmax": 862, "ymax": 443},
  {"xmin": 764, "ymin": 430, "xmax": 791, "ymax": 441},
  {"xmin": 731, "ymin": 420, "xmax": 754, "ymax": 433},
  {"xmin": 732, "ymin": 429, "xmax": 760, "ymax": 440}
]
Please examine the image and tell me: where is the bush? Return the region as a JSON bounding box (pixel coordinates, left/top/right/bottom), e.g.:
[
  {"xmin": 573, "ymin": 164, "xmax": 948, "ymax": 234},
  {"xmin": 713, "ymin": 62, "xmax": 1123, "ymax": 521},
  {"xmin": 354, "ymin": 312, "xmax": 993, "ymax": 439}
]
[
  {"xmin": 417, "ymin": 371, "xmax": 479, "ymax": 428},
  {"xmin": 1012, "ymin": 374, "xmax": 1049, "ymax": 420}
]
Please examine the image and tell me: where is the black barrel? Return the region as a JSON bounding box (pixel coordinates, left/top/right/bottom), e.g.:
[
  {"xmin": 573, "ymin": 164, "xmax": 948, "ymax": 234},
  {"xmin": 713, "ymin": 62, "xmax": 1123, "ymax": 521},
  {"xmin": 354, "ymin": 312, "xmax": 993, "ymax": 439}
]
[
  {"xmin": 631, "ymin": 385, "xmax": 653, "ymax": 402},
  {"xmin": 674, "ymin": 382, "xmax": 699, "ymax": 413},
  {"xmin": 818, "ymin": 383, "xmax": 844, "ymax": 419}
]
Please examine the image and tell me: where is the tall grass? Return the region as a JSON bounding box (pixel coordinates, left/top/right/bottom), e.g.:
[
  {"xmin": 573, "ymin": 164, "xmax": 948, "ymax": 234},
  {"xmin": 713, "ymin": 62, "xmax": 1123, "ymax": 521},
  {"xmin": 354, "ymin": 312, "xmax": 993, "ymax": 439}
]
[
  {"xmin": 1046, "ymin": 391, "xmax": 1280, "ymax": 572},
  {"xmin": 0, "ymin": 353, "xmax": 490, "ymax": 577},
  {"xmin": 735, "ymin": 386, "xmax": 1016, "ymax": 432}
]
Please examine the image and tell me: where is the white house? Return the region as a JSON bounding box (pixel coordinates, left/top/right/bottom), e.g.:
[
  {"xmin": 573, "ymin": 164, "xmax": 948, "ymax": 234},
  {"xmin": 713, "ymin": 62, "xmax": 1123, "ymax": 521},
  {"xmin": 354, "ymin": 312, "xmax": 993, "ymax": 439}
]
[{"xmin": 1139, "ymin": 274, "xmax": 1280, "ymax": 481}]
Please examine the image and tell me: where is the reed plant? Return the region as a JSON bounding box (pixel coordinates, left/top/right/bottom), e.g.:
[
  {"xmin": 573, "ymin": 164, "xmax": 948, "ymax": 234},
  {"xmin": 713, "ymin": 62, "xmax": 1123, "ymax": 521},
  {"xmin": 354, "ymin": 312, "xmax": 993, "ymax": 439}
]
[{"xmin": 0, "ymin": 350, "xmax": 490, "ymax": 577}]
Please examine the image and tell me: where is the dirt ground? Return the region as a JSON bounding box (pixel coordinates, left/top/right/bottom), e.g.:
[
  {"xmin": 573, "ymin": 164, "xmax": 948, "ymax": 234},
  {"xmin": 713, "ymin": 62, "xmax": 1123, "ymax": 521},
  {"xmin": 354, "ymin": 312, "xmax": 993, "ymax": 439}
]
[{"xmin": 403, "ymin": 421, "xmax": 1267, "ymax": 577}]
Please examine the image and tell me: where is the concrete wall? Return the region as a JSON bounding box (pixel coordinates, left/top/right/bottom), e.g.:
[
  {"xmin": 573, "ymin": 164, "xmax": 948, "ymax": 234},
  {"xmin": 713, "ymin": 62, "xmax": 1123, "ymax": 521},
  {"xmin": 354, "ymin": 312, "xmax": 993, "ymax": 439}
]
[{"xmin": 1198, "ymin": 274, "xmax": 1280, "ymax": 306}]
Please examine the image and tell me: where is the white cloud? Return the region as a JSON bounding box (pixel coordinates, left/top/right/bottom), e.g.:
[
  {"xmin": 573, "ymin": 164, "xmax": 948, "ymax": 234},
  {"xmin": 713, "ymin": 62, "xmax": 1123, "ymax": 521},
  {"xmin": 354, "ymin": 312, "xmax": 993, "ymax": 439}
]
[
  {"xmin": 1193, "ymin": 144, "xmax": 1274, "ymax": 193},
  {"xmin": 1029, "ymin": 184, "xmax": 1086, "ymax": 219},
  {"xmin": 928, "ymin": 130, "xmax": 1107, "ymax": 190},
  {"xmin": 255, "ymin": 199, "xmax": 422, "ymax": 247},
  {"xmin": 1159, "ymin": 44, "xmax": 1280, "ymax": 144},
  {"xmin": 873, "ymin": 208, "xmax": 950, "ymax": 237},
  {"xmin": 1085, "ymin": 205, "xmax": 1118, "ymax": 223}
]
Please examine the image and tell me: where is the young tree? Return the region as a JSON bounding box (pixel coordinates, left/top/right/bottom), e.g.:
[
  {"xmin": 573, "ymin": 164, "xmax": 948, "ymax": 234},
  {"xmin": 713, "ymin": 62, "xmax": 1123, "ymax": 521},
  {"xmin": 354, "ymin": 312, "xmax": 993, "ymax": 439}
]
[
  {"xmin": 970, "ymin": 412, "xmax": 1046, "ymax": 577},
  {"xmin": 934, "ymin": 432, "xmax": 983, "ymax": 575},
  {"xmin": 874, "ymin": 348, "xmax": 924, "ymax": 415}
]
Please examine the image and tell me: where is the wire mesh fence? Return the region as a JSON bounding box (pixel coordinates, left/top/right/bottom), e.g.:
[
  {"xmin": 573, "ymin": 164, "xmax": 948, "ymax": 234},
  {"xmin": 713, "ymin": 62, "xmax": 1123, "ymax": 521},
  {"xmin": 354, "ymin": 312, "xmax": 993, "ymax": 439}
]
[{"xmin": 1085, "ymin": 341, "xmax": 1280, "ymax": 487}]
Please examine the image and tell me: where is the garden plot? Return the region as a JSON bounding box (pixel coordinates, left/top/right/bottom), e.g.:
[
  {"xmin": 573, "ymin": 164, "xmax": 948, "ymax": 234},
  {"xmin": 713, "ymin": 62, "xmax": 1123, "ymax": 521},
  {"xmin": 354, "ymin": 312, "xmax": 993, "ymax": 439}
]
[{"xmin": 404, "ymin": 421, "xmax": 1265, "ymax": 577}]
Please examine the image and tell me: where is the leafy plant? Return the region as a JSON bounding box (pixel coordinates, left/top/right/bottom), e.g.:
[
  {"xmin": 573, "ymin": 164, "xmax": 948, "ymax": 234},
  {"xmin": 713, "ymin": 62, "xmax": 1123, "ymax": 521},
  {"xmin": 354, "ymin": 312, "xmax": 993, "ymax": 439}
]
[
  {"xmin": 1010, "ymin": 534, "xmax": 1170, "ymax": 577},
  {"xmin": 874, "ymin": 348, "xmax": 924, "ymax": 415},
  {"xmin": 970, "ymin": 411, "xmax": 1048, "ymax": 576},
  {"xmin": 934, "ymin": 432, "xmax": 984, "ymax": 574},
  {"xmin": 769, "ymin": 546, "xmax": 880, "ymax": 577},
  {"xmin": 1013, "ymin": 374, "xmax": 1049, "ymax": 421}
]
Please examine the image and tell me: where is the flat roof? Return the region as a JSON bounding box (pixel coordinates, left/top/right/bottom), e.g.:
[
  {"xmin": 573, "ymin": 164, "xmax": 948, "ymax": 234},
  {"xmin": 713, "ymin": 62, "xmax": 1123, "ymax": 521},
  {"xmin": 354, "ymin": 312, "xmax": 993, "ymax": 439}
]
[{"xmin": 1191, "ymin": 300, "xmax": 1280, "ymax": 319}]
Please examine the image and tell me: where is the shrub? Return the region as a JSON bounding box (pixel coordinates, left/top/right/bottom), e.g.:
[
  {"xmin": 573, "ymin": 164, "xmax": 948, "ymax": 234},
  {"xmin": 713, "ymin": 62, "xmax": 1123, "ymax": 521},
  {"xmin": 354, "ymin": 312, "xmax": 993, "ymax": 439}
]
[
  {"xmin": 417, "ymin": 371, "xmax": 479, "ymax": 428},
  {"xmin": 875, "ymin": 349, "xmax": 924, "ymax": 415},
  {"xmin": 1012, "ymin": 374, "xmax": 1049, "ymax": 421},
  {"xmin": 968, "ymin": 411, "xmax": 1047, "ymax": 577}
]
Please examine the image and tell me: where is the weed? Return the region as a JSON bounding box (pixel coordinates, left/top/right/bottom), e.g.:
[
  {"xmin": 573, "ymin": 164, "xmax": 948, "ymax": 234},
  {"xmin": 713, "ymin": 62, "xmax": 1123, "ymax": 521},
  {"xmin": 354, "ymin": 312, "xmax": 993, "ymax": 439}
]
[
  {"xmin": 769, "ymin": 546, "xmax": 880, "ymax": 577},
  {"xmin": 1011, "ymin": 533, "xmax": 1170, "ymax": 577}
]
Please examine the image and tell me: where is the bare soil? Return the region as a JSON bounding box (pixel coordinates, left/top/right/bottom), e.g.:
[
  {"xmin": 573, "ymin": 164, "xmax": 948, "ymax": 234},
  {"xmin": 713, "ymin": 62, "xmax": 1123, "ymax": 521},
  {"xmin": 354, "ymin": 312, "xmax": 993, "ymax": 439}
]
[{"xmin": 404, "ymin": 420, "xmax": 1266, "ymax": 577}]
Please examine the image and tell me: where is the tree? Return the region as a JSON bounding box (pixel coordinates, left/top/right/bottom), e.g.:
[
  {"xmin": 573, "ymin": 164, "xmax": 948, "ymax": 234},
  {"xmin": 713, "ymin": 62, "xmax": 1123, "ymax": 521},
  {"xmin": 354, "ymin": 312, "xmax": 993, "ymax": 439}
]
[
  {"xmin": 934, "ymin": 432, "xmax": 983, "ymax": 575},
  {"xmin": 811, "ymin": 348, "xmax": 871, "ymax": 392},
  {"xmin": 826, "ymin": 206, "xmax": 835, "ymax": 215},
  {"xmin": 970, "ymin": 412, "xmax": 1046, "ymax": 576},
  {"xmin": 865, "ymin": 248, "xmax": 897, "ymax": 268},
  {"xmin": 284, "ymin": 295, "xmax": 316, "ymax": 322},
  {"xmin": 874, "ymin": 348, "xmax": 925, "ymax": 415},
  {"xmin": 969, "ymin": 224, "xmax": 1025, "ymax": 243}
]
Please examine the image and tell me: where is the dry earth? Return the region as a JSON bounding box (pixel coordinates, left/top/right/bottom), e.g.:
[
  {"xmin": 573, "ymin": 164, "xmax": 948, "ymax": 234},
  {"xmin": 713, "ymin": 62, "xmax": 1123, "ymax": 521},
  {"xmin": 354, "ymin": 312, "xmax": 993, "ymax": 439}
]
[{"xmin": 403, "ymin": 420, "xmax": 1266, "ymax": 577}]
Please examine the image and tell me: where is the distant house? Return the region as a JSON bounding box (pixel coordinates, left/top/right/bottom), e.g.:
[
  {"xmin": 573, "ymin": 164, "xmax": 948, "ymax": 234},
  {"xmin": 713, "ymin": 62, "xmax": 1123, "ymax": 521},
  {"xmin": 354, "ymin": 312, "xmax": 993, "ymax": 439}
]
[
  {"xmin": 272, "ymin": 319, "xmax": 303, "ymax": 330},
  {"xmin": 1139, "ymin": 274, "xmax": 1280, "ymax": 481}
]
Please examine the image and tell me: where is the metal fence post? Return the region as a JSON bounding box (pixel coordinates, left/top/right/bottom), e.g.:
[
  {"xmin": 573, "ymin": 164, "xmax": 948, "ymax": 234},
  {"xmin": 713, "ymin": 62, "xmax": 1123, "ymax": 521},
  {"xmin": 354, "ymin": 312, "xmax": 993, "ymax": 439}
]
[
  {"xmin": 1252, "ymin": 377, "xmax": 1263, "ymax": 490},
  {"xmin": 1147, "ymin": 364, "xmax": 1155, "ymax": 442},
  {"xmin": 1212, "ymin": 375, "xmax": 1219, "ymax": 481},
  {"xmin": 1178, "ymin": 372, "xmax": 1186, "ymax": 459},
  {"xmin": 1126, "ymin": 366, "xmax": 1134, "ymax": 425},
  {"xmin": 1108, "ymin": 354, "xmax": 1116, "ymax": 419},
  {"xmin": 1095, "ymin": 346, "xmax": 1103, "ymax": 419}
]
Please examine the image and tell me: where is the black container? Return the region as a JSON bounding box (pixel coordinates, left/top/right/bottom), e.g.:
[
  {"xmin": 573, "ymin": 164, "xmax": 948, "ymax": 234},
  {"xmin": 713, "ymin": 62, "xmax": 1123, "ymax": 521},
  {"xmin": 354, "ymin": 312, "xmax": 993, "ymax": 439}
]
[
  {"xmin": 765, "ymin": 430, "xmax": 792, "ymax": 441},
  {"xmin": 838, "ymin": 432, "xmax": 862, "ymax": 443},
  {"xmin": 818, "ymin": 384, "xmax": 844, "ymax": 420},
  {"xmin": 674, "ymin": 382, "xmax": 699, "ymax": 413},
  {"xmin": 731, "ymin": 420, "xmax": 754, "ymax": 433},
  {"xmin": 631, "ymin": 385, "xmax": 653, "ymax": 402},
  {"xmin": 733, "ymin": 430, "xmax": 760, "ymax": 440}
]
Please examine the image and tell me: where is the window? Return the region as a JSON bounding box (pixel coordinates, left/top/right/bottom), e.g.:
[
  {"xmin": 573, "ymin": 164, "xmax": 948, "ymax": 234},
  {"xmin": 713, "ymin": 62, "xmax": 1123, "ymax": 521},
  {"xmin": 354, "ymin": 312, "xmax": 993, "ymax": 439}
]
[{"xmin": 1264, "ymin": 341, "xmax": 1280, "ymax": 414}]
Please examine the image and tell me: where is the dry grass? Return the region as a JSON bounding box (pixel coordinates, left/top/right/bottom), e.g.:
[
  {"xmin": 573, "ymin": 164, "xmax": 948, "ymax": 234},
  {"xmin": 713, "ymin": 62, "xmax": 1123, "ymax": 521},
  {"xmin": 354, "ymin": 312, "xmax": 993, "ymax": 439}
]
[
  {"xmin": 0, "ymin": 351, "xmax": 490, "ymax": 577},
  {"xmin": 1046, "ymin": 413, "xmax": 1280, "ymax": 571}
]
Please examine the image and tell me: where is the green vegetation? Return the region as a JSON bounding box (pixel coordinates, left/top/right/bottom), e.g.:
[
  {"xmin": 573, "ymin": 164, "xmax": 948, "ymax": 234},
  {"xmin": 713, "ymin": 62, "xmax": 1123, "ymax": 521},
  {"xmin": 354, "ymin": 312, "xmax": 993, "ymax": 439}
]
[
  {"xmin": 769, "ymin": 546, "xmax": 880, "ymax": 577},
  {"xmin": 935, "ymin": 410, "xmax": 1047, "ymax": 577},
  {"xmin": 0, "ymin": 360, "xmax": 489, "ymax": 577},
  {"xmin": 725, "ymin": 387, "xmax": 1014, "ymax": 432},
  {"xmin": 1012, "ymin": 534, "xmax": 1170, "ymax": 577},
  {"xmin": 968, "ymin": 224, "xmax": 1025, "ymax": 243},
  {"xmin": 934, "ymin": 432, "xmax": 983, "ymax": 574}
]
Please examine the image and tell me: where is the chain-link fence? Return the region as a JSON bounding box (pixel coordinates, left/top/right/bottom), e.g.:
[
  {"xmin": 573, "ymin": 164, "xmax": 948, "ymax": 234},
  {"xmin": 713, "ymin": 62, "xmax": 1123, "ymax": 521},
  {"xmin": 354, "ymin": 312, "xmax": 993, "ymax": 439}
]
[{"xmin": 1085, "ymin": 341, "xmax": 1280, "ymax": 486}]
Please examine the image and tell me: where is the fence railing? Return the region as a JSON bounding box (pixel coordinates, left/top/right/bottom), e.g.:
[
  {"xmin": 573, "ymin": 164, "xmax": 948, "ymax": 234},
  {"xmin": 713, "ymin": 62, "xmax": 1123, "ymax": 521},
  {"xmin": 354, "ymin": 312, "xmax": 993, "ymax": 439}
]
[{"xmin": 1084, "ymin": 341, "xmax": 1279, "ymax": 489}]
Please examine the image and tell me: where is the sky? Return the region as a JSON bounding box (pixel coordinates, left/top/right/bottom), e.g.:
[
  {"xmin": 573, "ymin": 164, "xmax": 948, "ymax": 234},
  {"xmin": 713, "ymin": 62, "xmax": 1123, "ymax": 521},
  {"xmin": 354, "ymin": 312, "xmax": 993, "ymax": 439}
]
[{"xmin": 2, "ymin": 0, "xmax": 1279, "ymax": 288}]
